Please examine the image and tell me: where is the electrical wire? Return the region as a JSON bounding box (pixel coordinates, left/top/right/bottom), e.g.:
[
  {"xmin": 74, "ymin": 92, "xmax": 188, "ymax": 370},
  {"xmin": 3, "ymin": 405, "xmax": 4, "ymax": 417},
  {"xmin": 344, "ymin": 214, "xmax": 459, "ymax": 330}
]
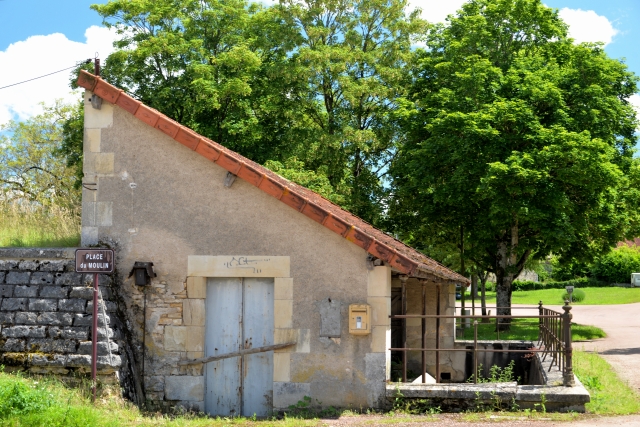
[{"xmin": 0, "ymin": 60, "xmax": 91, "ymax": 90}]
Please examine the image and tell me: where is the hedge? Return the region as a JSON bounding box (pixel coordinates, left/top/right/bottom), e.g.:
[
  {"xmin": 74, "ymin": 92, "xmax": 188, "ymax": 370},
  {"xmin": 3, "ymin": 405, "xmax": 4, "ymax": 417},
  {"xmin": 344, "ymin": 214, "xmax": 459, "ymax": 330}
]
[{"xmin": 511, "ymin": 277, "xmax": 610, "ymax": 291}]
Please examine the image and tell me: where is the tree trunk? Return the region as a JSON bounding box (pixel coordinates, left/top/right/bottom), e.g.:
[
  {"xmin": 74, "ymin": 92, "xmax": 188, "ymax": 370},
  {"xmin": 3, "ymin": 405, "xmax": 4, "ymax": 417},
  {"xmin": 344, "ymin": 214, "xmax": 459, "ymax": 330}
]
[
  {"xmin": 495, "ymin": 222, "xmax": 530, "ymax": 331},
  {"xmin": 460, "ymin": 226, "xmax": 466, "ymax": 324},
  {"xmin": 480, "ymin": 273, "xmax": 487, "ymax": 317},
  {"xmin": 471, "ymin": 273, "xmax": 477, "ymax": 316},
  {"xmin": 495, "ymin": 272, "xmax": 514, "ymax": 331}
]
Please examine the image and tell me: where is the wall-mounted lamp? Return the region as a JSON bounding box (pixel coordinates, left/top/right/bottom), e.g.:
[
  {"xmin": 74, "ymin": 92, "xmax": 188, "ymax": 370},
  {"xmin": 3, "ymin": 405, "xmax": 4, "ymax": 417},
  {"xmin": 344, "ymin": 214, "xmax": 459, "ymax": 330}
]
[{"xmin": 128, "ymin": 262, "xmax": 156, "ymax": 286}]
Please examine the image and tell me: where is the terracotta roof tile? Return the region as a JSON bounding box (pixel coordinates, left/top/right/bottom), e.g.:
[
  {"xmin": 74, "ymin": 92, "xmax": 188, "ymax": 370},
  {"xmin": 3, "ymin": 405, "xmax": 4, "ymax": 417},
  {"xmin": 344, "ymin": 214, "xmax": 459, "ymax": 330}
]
[
  {"xmin": 619, "ymin": 238, "xmax": 640, "ymax": 248},
  {"xmin": 174, "ymin": 128, "xmax": 201, "ymax": 150},
  {"xmin": 77, "ymin": 70, "xmax": 469, "ymax": 283}
]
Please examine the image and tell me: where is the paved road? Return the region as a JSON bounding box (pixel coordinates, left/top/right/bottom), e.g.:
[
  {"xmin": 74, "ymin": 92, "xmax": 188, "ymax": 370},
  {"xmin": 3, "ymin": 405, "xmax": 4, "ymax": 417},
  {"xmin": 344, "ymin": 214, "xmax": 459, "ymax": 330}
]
[{"xmin": 531, "ymin": 302, "xmax": 640, "ymax": 393}]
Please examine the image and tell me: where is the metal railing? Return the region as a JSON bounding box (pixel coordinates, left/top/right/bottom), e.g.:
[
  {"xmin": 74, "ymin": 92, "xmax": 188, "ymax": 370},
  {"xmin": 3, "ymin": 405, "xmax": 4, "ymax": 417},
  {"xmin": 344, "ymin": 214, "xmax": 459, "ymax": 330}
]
[{"xmin": 389, "ymin": 300, "xmax": 574, "ymax": 386}]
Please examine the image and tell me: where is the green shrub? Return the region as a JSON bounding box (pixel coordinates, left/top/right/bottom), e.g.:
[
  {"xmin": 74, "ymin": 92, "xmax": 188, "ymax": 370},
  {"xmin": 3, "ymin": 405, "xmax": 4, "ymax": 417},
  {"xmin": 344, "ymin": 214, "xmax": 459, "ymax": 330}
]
[
  {"xmin": 592, "ymin": 246, "xmax": 640, "ymax": 284},
  {"xmin": 512, "ymin": 277, "xmax": 610, "ymax": 291},
  {"xmin": 562, "ymin": 288, "xmax": 586, "ymax": 303},
  {"xmin": 0, "ymin": 377, "xmax": 53, "ymax": 418}
]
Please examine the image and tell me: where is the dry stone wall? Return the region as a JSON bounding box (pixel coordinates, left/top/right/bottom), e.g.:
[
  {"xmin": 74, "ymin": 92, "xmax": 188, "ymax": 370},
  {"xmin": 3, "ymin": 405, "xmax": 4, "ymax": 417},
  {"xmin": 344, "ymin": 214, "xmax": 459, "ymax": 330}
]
[{"xmin": 0, "ymin": 248, "xmax": 121, "ymax": 378}]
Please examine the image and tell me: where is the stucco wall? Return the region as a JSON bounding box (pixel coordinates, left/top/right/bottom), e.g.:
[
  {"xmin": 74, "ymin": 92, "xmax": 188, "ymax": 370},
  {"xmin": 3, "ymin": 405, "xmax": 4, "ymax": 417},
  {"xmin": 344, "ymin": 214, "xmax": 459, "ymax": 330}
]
[{"xmin": 81, "ymin": 92, "xmax": 391, "ymax": 411}]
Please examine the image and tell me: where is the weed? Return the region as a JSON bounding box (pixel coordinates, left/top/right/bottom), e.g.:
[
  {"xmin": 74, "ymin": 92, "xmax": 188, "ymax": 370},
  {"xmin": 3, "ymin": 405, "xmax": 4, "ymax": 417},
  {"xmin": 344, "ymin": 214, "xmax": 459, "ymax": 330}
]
[
  {"xmin": 391, "ymin": 385, "xmax": 441, "ymax": 415},
  {"xmin": 284, "ymin": 395, "xmax": 340, "ymax": 419},
  {"xmin": 582, "ymin": 375, "xmax": 603, "ymax": 391},
  {"xmin": 467, "ymin": 361, "xmax": 518, "ymax": 384},
  {"xmin": 0, "ymin": 380, "xmax": 53, "ymax": 418}
]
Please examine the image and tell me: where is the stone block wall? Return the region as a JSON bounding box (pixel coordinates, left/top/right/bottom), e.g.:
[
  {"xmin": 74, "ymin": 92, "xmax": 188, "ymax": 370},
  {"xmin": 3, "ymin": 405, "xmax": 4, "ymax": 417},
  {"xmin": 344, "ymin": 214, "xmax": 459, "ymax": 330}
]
[
  {"xmin": 0, "ymin": 248, "xmax": 121, "ymax": 378},
  {"xmin": 393, "ymin": 277, "xmax": 459, "ymax": 382}
]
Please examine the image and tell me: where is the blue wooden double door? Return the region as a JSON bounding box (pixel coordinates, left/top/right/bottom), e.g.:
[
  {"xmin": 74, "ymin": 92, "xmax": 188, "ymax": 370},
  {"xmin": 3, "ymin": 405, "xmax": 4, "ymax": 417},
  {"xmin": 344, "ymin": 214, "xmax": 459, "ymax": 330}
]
[{"xmin": 204, "ymin": 277, "xmax": 274, "ymax": 417}]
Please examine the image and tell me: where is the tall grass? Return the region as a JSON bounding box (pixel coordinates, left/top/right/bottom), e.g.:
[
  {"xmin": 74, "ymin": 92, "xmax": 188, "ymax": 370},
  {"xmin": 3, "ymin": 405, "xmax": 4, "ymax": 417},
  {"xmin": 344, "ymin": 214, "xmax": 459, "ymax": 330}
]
[
  {"xmin": 0, "ymin": 370, "xmax": 319, "ymax": 427},
  {"xmin": 0, "ymin": 200, "xmax": 80, "ymax": 247},
  {"xmin": 575, "ymin": 350, "xmax": 640, "ymax": 414}
]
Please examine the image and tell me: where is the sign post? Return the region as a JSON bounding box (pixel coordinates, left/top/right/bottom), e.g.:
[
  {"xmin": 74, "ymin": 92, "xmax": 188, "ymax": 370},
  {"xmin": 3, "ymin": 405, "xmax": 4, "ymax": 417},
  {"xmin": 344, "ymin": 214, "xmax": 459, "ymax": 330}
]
[
  {"xmin": 565, "ymin": 286, "xmax": 574, "ymax": 303},
  {"xmin": 75, "ymin": 249, "xmax": 114, "ymax": 403}
]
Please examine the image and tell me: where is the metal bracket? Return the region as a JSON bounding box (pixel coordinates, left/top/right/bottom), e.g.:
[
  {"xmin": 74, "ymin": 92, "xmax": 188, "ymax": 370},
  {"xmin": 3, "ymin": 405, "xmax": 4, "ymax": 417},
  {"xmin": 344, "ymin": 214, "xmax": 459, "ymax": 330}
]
[
  {"xmin": 224, "ymin": 172, "xmax": 237, "ymax": 188},
  {"xmin": 90, "ymin": 94, "xmax": 102, "ymax": 110},
  {"xmin": 82, "ymin": 182, "xmax": 97, "ymax": 191}
]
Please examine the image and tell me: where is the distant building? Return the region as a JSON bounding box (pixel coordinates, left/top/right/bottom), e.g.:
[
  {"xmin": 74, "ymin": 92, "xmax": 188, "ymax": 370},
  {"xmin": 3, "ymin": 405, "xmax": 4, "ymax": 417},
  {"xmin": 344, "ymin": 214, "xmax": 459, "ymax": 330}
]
[
  {"xmin": 618, "ymin": 238, "xmax": 640, "ymax": 248},
  {"xmin": 487, "ymin": 269, "xmax": 539, "ymax": 283}
]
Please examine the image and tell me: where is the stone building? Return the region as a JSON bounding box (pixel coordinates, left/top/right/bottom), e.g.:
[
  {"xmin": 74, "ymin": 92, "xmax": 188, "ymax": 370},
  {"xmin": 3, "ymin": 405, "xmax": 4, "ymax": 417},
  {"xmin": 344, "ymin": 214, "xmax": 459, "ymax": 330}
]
[{"xmin": 7, "ymin": 70, "xmax": 469, "ymax": 415}]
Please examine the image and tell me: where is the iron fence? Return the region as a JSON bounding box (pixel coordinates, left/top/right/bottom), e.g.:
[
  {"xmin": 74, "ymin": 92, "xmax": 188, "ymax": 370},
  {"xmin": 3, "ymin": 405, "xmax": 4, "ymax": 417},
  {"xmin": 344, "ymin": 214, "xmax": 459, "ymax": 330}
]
[{"xmin": 389, "ymin": 301, "xmax": 574, "ymax": 386}]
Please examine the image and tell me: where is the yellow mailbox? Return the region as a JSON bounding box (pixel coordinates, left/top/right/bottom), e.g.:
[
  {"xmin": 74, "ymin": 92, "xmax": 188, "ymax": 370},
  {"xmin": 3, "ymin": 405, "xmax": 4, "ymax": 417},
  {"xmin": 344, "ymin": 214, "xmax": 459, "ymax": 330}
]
[{"xmin": 349, "ymin": 304, "xmax": 371, "ymax": 335}]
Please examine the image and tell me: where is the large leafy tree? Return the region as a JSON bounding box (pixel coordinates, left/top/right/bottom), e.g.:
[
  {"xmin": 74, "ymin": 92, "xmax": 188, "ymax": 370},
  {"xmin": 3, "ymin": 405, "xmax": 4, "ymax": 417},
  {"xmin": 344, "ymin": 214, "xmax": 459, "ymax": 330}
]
[
  {"xmin": 90, "ymin": 0, "xmax": 425, "ymax": 223},
  {"xmin": 275, "ymin": 0, "xmax": 427, "ymax": 221},
  {"xmin": 0, "ymin": 101, "xmax": 82, "ymax": 210},
  {"xmin": 92, "ymin": 0, "xmax": 298, "ymax": 164},
  {"xmin": 390, "ymin": 0, "xmax": 640, "ymax": 328}
]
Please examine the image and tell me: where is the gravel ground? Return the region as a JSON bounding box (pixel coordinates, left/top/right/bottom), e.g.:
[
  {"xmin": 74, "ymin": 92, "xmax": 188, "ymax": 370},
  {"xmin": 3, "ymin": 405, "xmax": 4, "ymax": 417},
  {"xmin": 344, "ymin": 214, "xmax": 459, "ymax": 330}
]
[{"xmin": 313, "ymin": 413, "xmax": 640, "ymax": 426}]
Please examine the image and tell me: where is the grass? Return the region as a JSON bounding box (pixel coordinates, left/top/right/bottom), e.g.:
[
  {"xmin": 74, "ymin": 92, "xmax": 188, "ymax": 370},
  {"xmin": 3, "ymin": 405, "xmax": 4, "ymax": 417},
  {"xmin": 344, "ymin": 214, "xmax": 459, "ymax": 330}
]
[
  {"xmin": 1, "ymin": 350, "xmax": 639, "ymax": 424},
  {"xmin": 466, "ymin": 286, "xmax": 640, "ymax": 306},
  {"xmin": 574, "ymin": 350, "xmax": 640, "ymax": 414},
  {"xmin": 0, "ymin": 201, "xmax": 80, "ymax": 247},
  {"xmin": 0, "ymin": 371, "xmax": 322, "ymax": 427},
  {"xmin": 455, "ymin": 317, "xmax": 606, "ymax": 341}
]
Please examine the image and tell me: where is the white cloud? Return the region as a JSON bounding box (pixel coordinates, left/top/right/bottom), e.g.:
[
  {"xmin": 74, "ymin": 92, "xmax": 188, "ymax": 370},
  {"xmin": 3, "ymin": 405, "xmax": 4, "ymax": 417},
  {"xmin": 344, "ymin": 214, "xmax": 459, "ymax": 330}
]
[
  {"xmin": 558, "ymin": 8, "xmax": 618, "ymax": 46},
  {"xmin": 408, "ymin": 0, "xmax": 466, "ymax": 23},
  {"xmin": 0, "ymin": 26, "xmax": 118, "ymax": 126},
  {"xmin": 405, "ymin": 4, "xmax": 619, "ymax": 49}
]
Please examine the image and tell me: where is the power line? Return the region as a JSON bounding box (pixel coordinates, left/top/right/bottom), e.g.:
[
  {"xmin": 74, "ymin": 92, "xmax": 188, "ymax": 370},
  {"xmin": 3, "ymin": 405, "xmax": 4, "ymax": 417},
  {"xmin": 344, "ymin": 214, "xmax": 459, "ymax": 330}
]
[{"xmin": 0, "ymin": 60, "xmax": 91, "ymax": 91}]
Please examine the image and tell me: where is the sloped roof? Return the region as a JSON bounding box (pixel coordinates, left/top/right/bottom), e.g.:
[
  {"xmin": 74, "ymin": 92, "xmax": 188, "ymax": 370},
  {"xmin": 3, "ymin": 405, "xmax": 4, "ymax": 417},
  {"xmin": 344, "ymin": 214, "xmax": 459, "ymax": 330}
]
[
  {"xmin": 77, "ymin": 70, "xmax": 469, "ymax": 284},
  {"xmin": 619, "ymin": 238, "xmax": 640, "ymax": 248}
]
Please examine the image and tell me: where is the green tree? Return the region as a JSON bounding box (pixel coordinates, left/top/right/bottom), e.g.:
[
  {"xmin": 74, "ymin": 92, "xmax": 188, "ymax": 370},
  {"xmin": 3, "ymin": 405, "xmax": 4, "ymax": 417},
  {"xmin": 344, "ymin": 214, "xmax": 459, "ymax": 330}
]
[
  {"xmin": 57, "ymin": 100, "xmax": 85, "ymax": 189},
  {"xmin": 0, "ymin": 101, "xmax": 81, "ymax": 210},
  {"xmin": 90, "ymin": 0, "xmax": 426, "ymax": 224},
  {"xmin": 592, "ymin": 246, "xmax": 640, "ymax": 284},
  {"xmin": 92, "ymin": 0, "xmax": 299, "ymax": 164},
  {"xmin": 274, "ymin": 0, "xmax": 427, "ymax": 222},
  {"xmin": 390, "ymin": 0, "xmax": 640, "ymax": 328}
]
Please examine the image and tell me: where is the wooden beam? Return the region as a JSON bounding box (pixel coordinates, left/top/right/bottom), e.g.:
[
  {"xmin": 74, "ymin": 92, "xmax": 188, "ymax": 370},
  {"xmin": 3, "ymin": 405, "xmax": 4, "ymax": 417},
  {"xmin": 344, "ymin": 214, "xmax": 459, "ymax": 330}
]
[{"xmin": 178, "ymin": 342, "xmax": 297, "ymax": 365}]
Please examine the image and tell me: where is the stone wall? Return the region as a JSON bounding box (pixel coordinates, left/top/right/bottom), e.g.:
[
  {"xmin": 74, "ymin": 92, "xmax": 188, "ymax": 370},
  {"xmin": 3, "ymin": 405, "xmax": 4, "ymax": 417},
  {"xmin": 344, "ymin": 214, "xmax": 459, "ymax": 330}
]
[
  {"xmin": 0, "ymin": 248, "xmax": 122, "ymax": 381},
  {"xmin": 395, "ymin": 277, "xmax": 458, "ymax": 381}
]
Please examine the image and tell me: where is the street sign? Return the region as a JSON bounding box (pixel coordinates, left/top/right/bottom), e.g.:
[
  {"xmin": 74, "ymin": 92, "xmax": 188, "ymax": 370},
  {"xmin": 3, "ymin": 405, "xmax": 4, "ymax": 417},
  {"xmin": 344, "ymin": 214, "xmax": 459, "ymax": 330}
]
[
  {"xmin": 74, "ymin": 248, "xmax": 115, "ymax": 403},
  {"xmin": 75, "ymin": 249, "xmax": 115, "ymax": 273}
]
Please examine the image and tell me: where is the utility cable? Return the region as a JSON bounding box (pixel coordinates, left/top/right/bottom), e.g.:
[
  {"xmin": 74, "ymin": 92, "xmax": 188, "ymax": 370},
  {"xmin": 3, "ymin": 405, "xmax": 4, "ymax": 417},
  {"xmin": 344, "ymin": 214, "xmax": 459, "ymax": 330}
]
[{"xmin": 0, "ymin": 59, "xmax": 91, "ymax": 90}]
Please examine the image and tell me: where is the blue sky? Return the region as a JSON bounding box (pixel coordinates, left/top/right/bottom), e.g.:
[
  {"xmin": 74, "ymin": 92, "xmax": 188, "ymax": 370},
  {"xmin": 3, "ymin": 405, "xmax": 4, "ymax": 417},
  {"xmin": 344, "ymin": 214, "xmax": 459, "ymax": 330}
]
[{"xmin": 0, "ymin": 0, "xmax": 638, "ymax": 127}]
